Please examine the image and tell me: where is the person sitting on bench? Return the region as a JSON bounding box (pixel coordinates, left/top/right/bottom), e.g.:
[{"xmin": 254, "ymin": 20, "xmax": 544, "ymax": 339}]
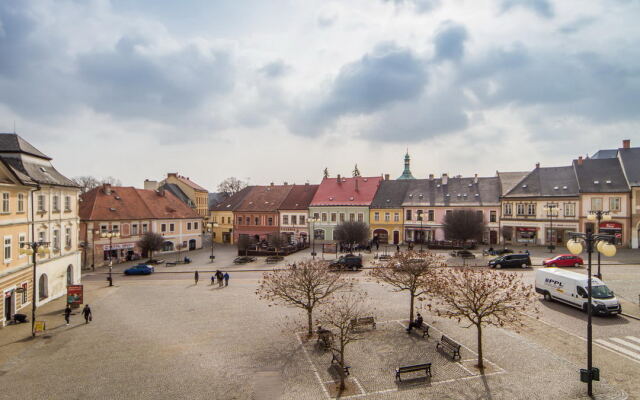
[{"xmin": 406, "ymin": 313, "xmax": 423, "ymax": 332}]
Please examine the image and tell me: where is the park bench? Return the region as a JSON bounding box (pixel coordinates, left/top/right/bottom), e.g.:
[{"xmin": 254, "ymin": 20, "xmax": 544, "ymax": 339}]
[
  {"xmin": 395, "ymin": 363, "xmax": 432, "ymax": 381},
  {"xmin": 350, "ymin": 316, "xmax": 376, "ymax": 330},
  {"xmin": 165, "ymin": 261, "xmax": 176, "ymax": 267},
  {"xmin": 412, "ymin": 322, "xmax": 430, "ymax": 338},
  {"xmin": 436, "ymin": 335, "xmax": 461, "ymax": 360},
  {"xmin": 331, "ymin": 351, "xmax": 351, "ymax": 376}
]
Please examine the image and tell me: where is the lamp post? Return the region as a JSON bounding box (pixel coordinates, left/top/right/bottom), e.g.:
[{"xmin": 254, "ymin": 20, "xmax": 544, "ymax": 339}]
[
  {"xmin": 566, "ymin": 228, "xmax": 617, "ymax": 397},
  {"xmin": 208, "ymin": 222, "xmax": 219, "ymax": 262},
  {"xmin": 418, "ymin": 212, "xmax": 424, "ymax": 252},
  {"xmin": 308, "ymin": 217, "xmax": 318, "ymax": 259},
  {"xmin": 587, "ymin": 210, "xmax": 611, "ymax": 280},
  {"xmin": 544, "ymin": 204, "xmax": 558, "ymax": 253},
  {"xmin": 20, "ymin": 241, "xmax": 50, "ymax": 337},
  {"xmin": 98, "ymin": 229, "xmax": 120, "ymax": 286}
]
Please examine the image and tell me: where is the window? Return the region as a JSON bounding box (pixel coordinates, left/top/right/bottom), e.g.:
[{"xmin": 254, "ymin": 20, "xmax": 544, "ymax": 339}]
[
  {"xmin": 313, "ymin": 213, "xmax": 320, "ymax": 220},
  {"xmin": 37, "ymin": 195, "xmax": 45, "ymax": 212},
  {"xmin": 19, "ymin": 234, "xmax": 26, "ymax": 257},
  {"xmin": 266, "ymin": 217, "xmax": 273, "ymax": 226},
  {"xmin": 169, "ymin": 223, "xmax": 175, "ymax": 232},
  {"xmin": 21, "ymin": 283, "xmax": 27, "ymax": 304},
  {"xmin": 142, "ymin": 224, "xmax": 148, "ymax": 233},
  {"xmin": 358, "ymin": 213, "xmax": 364, "ymax": 222},
  {"xmin": 374, "ymin": 212, "xmax": 380, "ymax": 222},
  {"xmin": 446, "ymin": 210, "xmax": 453, "ymax": 217},
  {"xmin": 428, "ymin": 210, "xmax": 434, "ymax": 222},
  {"xmin": 53, "ymin": 230, "xmax": 60, "ymax": 250},
  {"xmin": 591, "ymin": 197, "xmax": 603, "ymax": 211},
  {"xmin": 406, "ymin": 210, "xmax": 412, "ymax": 221},
  {"xmin": 610, "ymin": 197, "xmax": 621, "ymax": 212},
  {"xmin": 490, "ymin": 211, "xmax": 497, "ymax": 222},
  {"xmin": 321, "ymin": 213, "xmax": 327, "ymax": 222},
  {"xmin": 384, "ymin": 212, "xmax": 390, "ymax": 222},
  {"xmin": 516, "ymin": 203, "xmax": 525, "ymax": 216},
  {"xmin": 331, "ymin": 213, "xmax": 337, "ymax": 222},
  {"xmin": 476, "ymin": 210, "xmax": 483, "ymax": 221},
  {"xmin": 18, "ymin": 193, "xmax": 24, "ymax": 212},
  {"xmin": 245, "ymin": 217, "xmax": 250, "ymax": 225},
  {"xmin": 527, "ymin": 203, "xmax": 536, "ymax": 216},
  {"xmin": 283, "ymin": 215, "xmax": 289, "ymax": 225},
  {"xmin": 291, "ymin": 215, "xmax": 297, "ymax": 225},
  {"xmin": 161, "ymin": 224, "xmax": 167, "ymax": 232},
  {"xmin": 100, "ymin": 225, "xmax": 108, "ymax": 234},
  {"xmin": 254, "ymin": 217, "xmax": 260, "ymax": 225},
  {"xmin": 2, "ymin": 192, "xmax": 9, "ymax": 213},
  {"xmin": 339, "ymin": 213, "xmax": 345, "ymax": 222},
  {"xmin": 504, "ymin": 203, "xmax": 512, "ymax": 216},
  {"xmin": 38, "ymin": 231, "xmax": 46, "ymax": 243},
  {"xmin": 349, "ymin": 213, "xmax": 355, "ymax": 222},
  {"xmin": 65, "ymin": 227, "xmax": 72, "ymax": 248},
  {"xmin": 53, "ymin": 196, "xmax": 60, "ymax": 212},
  {"xmin": 394, "ymin": 213, "xmax": 399, "ymax": 222},
  {"xmin": 564, "ymin": 203, "xmax": 576, "ymax": 217},
  {"xmin": 65, "ymin": 196, "xmax": 71, "ymax": 211},
  {"xmin": 194, "ymin": 222, "xmax": 199, "ymax": 230},
  {"xmin": 4, "ymin": 236, "xmax": 11, "ymax": 261},
  {"xmin": 132, "ymin": 224, "xmax": 138, "ymax": 235},
  {"xmin": 112, "ymin": 224, "xmax": 119, "ymax": 233}
]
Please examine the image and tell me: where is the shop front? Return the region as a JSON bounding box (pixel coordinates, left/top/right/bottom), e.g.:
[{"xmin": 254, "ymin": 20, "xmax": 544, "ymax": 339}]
[
  {"xmin": 599, "ymin": 222, "xmax": 624, "ymax": 245},
  {"xmin": 516, "ymin": 227, "xmax": 538, "ymax": 244},
  {"xmin": 103, "ymin": 243, "xmax": 137, "ymax": 261}
]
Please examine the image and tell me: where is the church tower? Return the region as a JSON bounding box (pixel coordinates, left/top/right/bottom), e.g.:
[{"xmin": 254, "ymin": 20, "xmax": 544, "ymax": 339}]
[{"xmin": 397, "ymin": 151, "xmax": 416, "ymax": 180}]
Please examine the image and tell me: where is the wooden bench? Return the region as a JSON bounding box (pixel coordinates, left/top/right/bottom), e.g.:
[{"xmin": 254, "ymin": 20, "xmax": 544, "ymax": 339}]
[
  {"xmin": 436, "ymin": 335, "xmax": 461, "ymax": 360},
  {"xmin": 331, "ymin": 351, "xmax": 351, "ymax": 376},
  {"xmin": 413, "ymin": 322, "xmax": 430, "ymax": 338},
  {"xmin": 395, "ymin": 363, "xmax": 432, "ymax": 381},
  {"xmin": 350, "ymin": 316, "xmax": 376, "ymax": 330}
]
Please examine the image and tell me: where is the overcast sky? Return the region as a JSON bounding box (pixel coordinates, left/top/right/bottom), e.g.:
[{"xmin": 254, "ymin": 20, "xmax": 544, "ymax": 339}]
[{"xmin": 1, "ymin": 0, "xmax": 639, "ymax": 191}]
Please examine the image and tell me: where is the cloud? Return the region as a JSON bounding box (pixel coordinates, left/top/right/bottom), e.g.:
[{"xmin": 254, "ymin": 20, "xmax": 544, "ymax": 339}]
[
  {"xmin": 384, "ymin": 0, "xmax": 441, "ymax": 13},
  {"xmin": 558, "ymin": 16, "xmax": 597, "ymax": 34},
  {"xmin": 258, "ymin": 60, "xmax": 291, "ymax": 78},
  {"xmin": 433, "ymin": 22, "xmax": 469, "ymax": 62},
  {"xmin": 500, "ymin": 0, "xmax": 554, "ymax": 18}
]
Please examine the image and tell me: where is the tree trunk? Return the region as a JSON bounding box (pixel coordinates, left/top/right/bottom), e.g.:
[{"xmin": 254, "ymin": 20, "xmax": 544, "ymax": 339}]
[
  {"xmin": 476, "ymin": 323, "xmax": 484, "ymax": 370},
  {"xmin": 409, "ymin": 291, "xmax": 415, "ymax": 323},
  {"xmin": 339, "ymin": 345, "xmax": 346, "ymax": 390},
  {"xmin": 307, "ymin": 309, "xmax": 313, "ymax": 337}
]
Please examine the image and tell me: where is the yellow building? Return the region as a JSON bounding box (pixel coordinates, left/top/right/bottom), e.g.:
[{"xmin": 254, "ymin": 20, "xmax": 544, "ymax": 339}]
[
  {"xmin": 208, "ymin": 186, "xmax": 252, "ymax": 244},
  {"xmin": 164, "ymin": 173, "xmax": 210, "ymax": 220},
  {"xmin": 369, "ymin": 180, "xmax": 411, "ymax": 245}
]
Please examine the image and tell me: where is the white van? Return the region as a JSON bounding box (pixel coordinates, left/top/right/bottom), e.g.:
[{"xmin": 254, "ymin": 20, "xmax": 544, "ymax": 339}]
[{"xmin": 535, "ymin": 268, "xmax": 622, "ymax": 316}]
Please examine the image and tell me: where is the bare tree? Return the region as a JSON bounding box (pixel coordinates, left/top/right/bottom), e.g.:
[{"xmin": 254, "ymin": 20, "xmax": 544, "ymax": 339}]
[
  {"xmin": 442, "ymin": 209, "xmax": 486, "ymax": 244},
  {"xmin": 334, "ymin": 221, "xmax": 369, "ymax": 248},
  {"xmin": 73, "ymin": 176, "xmax": 100, "ymax": 193},
  {"xmin": 323, "ymin": 167, "xmax": 329, "ymax": 178},
  {"xmin": 317, "ymin": 289, "xmax": 368, "ymax": 392},
  {"xmin": 101, "ymin": 176, "xmax": 122, "ymax": 186},
  {"xmin": 370, "ymin": 251, "xmax": 442, "ymax": 323},
  {"xmin": 428, "ymin": 268, "xmax": 538, "ymax": 369},
  {"xmin": 217, "ymin": 177, "xmax": 247, "ymax": 197},
  {"xmin": 352, "ymin": 164, "xmax": 361, "ymax": 177},
  {"xmin": 268, "ymin": 232, "xmax": 285, "ymax": 256},
  {"xmin": 500, "ymin": 226, "xmax": 513, "ymax": 248},
  {"xmin": 137, "ymin": 232, "xmax": 164, "ymax": 261},
  {"xmin": 256, "ymin": 260, "xmax": 351, "ymax": 336},
  {"xmin": 237, "ymin": 235, "xmax": 252, "ymax": 256}
]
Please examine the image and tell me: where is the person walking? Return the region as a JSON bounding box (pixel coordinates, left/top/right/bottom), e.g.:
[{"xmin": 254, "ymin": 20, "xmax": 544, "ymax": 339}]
[
  {"xmin": 216, "ymin": 270, "xmax": 223, "ymax": 287},
  {"xmin": 82, "ymin": 304, "xmax": 92, "ymax": 324},
  {"xmin": 211, "ymin": 275, "xmax": 215, "ymax": 285},
  {"xmin": 396, "ymin": 244, "xmax": 400, "ymax": 253},
  {"xmin": 64, "ymin": 304, "xmax": 72, "ymax": 326},
  {"xmin": 223, "ymin": 272, "xmax": 229, "ymax": 287},
  {"xmin": 194, "ymin": 270, "xmax": 199, "ymax": 285}
]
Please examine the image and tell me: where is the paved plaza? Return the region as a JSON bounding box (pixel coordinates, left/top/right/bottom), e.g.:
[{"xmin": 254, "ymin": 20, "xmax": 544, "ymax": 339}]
[{"xmin": 0, "ymin": 245, "xmax": 638, "ymax": 399}]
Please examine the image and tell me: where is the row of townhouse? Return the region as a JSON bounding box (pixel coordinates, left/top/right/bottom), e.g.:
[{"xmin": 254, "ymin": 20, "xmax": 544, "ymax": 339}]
[
  {"xmin": 79, "ymin": 184, "xmax": 204, "ymax": 267},
  {"xmin": 0, "ymin": 134, "xmax": 82, "ymax": 326},
  {"xmin": 208, "ymin": 141, "xmax": 640, "ymax": 249}
]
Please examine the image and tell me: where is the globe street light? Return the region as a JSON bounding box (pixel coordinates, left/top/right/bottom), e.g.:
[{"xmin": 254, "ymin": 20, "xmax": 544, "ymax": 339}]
[
  {"xmin": 98, "ymin": 229, "xmax": 120, "ymax": 286},
  {"xmin": 587, "ymin": 210, "xmax": 612, "ymax": 279},
  {"xmin": 566, "ymin": 227, "xmax": 616, "ymax": 397},
  {"xmin": 543, "ymin": 204, "xmax": 558, "ymax": 253},
  {"xmin": 208, "ymin": 222, "xmax": 219, "ymax": 262},
  {"xmin": 19, "ymin": 241, "xmax": 50, "ymax": 337},
  {"xmin": 308, "ymin": 217, "xmax": 319, "ymax": 259}
]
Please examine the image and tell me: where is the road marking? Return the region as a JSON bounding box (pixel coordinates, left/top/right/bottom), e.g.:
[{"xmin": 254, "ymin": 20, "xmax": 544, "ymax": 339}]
[
  {"xmin": 595, "ymin": 339, "xmax": 640, "ymax": 360},
  {"xmin": 610, "ymin": 337, "xmax": 640, "ymax": 352},
  {"xmin": 295, "ymin": 333, "xmax": 331, "ymax": 399},
  {"xmin": 626, "ymin": 336, "xmax": 640, "ymax": 345}
]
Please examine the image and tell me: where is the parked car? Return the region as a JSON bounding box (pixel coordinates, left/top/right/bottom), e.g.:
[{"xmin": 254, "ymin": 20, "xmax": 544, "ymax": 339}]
[
  {"xmin": 329, "ymin": 254, "xmax": 363, "ymax": 271},
  {"xmin": 488, "ymin": 253, "xmax": 531, "ymax": 269},
  {"xmin": 543, "ymin": 254, "xmax": 584, "ymax": 268},
  {"xmin": 124, "ymin": 264, "xmax": 154, "ymax": 275},
  {"xmin": 233, "ymin": 256, "xmax": 257, "ymax": 264},
  {"xmin": 450, "ymin": 250, "xmax": 476, "ymax": 259}
]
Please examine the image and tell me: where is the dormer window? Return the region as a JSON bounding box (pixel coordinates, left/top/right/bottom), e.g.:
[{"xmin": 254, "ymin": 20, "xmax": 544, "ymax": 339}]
[
  {"xmin": 39, "ymin": 167, "xmax": 47, "ymax": 172},
  {"xmin": 522, "ymin": 184, "xmax": 528, "ymax": 188},
  {"xmin": 553, "ymin": 186, "xmax": 559, "ymax": 190},
  {"xmin": 594, "ymin": 180, "xmax": 599, "ymax": 185},
  {"xmin": 349, "ymin": 196, "xmax": 354, "ymax": 201},
  {"xmin": 605, "ymin": 180, "xmax": 612, "ymax": 184}
]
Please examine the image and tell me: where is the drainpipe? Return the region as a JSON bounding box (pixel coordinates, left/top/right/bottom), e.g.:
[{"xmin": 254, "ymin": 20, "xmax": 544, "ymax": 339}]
[{"xmin": 30, "ymin": 185, "xmax": 41, "ymax": 336}]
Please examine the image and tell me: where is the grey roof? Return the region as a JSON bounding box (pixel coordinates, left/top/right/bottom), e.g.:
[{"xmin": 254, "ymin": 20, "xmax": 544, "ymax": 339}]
[
  {"xmin": 0, "ymin": 133, "xmax": 51, "ymax": 160},
  {"xmin": 497, "ymin": 171, "xmax": 530, "ymax": 195},
  {"xmin": 370, "ymin": 180, "xmax": 412, "ymax": 208},
  {"xmin": 402, "ymin": 176, "xmax": 501, "ymax": 206},
  {"xmin": 0, "ymin": 156, "xmax": 78, "ymax": 187},
  {"xmin": 573, "ymin": 158, "xmax": 629, "ymax": 193},
  {"xmin": 210, "ymin": 186, "xmax": 253, "ymax": 211},
  {"xmin": 208, "ymin": 192, "xmax": 227, "ymax": 209},
  {"xmin": 504, "ymin": 166, "xmax": 579, "ymax": 198},
  {"xmin": 591, "ymin": 149, "xmax": 618, "ymax": 159},
  {"xmin": 160, "ymin": 183, "xmax": 194, "ymax": 207},
  {"xmin": 618, "ymin": 147, "xmax": 640, "ymax": 187}
]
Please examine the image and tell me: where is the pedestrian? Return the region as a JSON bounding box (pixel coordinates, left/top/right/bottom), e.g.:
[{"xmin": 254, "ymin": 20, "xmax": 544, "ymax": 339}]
[
  {"xmin": 64, "ymin": 304, "xmax": 72, "ymax": 325},
  {"xmin": 91, "ymin": 263, "xmax": 95, "ymax": 272},
  {"xmin": 211, "ymin": 275, "xmax": 215, "ymax": 285},
  {"xmin": 376, "ymin": 242, "xmax": 379, "ymax": 251},
  {"xmin": 216, "ymin": 270, "xmax": 223, "ymax": 287},
  {"xmin": 406, "ymin": 313, "xmax": 423, "ymax": 333},
  {"xmin": 82, "ymin": 304, "xmax": 92, "ymax": 324},
  {"xmin": 194, "ymin": 270, "xmax": 199, "ymax": 285},
  {"xmin": 223, "ymin": 272, "xmax": 229, "ymax": 287},
  {"xmin": 396, "ymin": 244, "xmax": 400, "ymax": 253}
]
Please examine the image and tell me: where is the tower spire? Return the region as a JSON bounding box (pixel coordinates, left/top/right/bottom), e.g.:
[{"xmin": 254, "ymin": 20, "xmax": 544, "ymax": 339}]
[{"xmin": 397, "ymin": 150, "xmax": 415, "ymax": 180}]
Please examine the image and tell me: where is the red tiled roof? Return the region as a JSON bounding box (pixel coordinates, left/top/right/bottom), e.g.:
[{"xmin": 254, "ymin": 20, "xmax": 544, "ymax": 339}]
[
  {"xmin": 236, "ymin": 185, "xmax": 294, "ymax": 212},
  {"xmin": 210, "ymin": 186, "xmax": 253, "ymax": 211},
  {"xmin": 279, "ymin": 184, "xmax": 319, "ymax": 210},
  {"xmin": 310, "ymin": 176, "xmax": 383, "ymax": 206},
  {"xmin": 80, "ymin": 185, "xmax": 201, "ymax": 221}
]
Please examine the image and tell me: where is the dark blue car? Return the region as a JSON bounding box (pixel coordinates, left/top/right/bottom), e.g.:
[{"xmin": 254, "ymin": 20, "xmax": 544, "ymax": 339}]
[{"xmin": 124, "ymin": 264, "xmax": 154, "ymax": 275}]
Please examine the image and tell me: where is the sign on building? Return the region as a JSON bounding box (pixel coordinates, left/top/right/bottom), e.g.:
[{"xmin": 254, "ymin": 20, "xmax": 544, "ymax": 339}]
[{"xmin": 67, "ymin": 285, "xmax": 83, "ymax": 307}]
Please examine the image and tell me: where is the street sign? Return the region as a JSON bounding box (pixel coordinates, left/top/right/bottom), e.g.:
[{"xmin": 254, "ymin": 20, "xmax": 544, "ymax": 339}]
[{"xmin": 34, "ymin": 321, "xmax": 46, "ymax": 333}]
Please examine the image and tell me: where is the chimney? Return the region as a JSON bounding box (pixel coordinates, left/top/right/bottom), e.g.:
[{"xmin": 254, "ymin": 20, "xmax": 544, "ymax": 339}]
[
  {"xmin": 473, "ymin": 174, "xmax": 478, "ymax": 184},
  {"xmin": 337, "ymin": 174, "xmax": 341, "ymax": 183},
  {"xmin": 535, "ymin": 162, "xmax": 540, "ymax": 168},
  {"xmin": 103, "ymin": 183, "xmax": 112, "ymax": 195},
  {"xmin": 143, "ymin": 179, "xmax": 158, "ymax": 190},
  {"xmin": 384, "ymin": 174, "xmax": 390, "ymax": 180},
  {"xmin": 578, "ymin": 156, "xmax": 584, "ymax": 165},
  {"xmin": 283, "ymin": 181, "xmax": 288, "ymax": 185},
  {"xmin": 429, "ymin": 174, "xmax": 434, "ymax": 180},
  {"xmin": 168, "ymin": 172, "xmax": 177, "ymax": 178},
  {"xmin": 442, "ymin": 173, "xmax": 448, "ymax": 185},
  {"xmin": 270, "ymin": 182, "xmax": 274, "ymax": 186},
  {"xmin": 623, "ymin": 139, "xmax": 631, "ymax": 149}
]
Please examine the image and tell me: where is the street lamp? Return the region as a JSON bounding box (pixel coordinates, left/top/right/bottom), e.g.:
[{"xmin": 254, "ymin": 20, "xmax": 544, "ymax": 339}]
[
  {"xmin": 19, "ymin": 241, "xmax": 50, "ymax": 337},
  {"xmin": 544, "ymin": 204, "xmax": 559, "ymax": 253},
  {"xmin": 308, "ymin": 217, "xmax": 318, "ymax": 259},
  {"xmin": 208, "ymin": 222, "xmax": 219, "ymax": 262},
  {"xmin": 587, "ymin": 210, "xmax": 612, "ymax": 280},
  {"xmin": 566, "ymin": 228, "xmax": 617, "ymax": 397},
  {"xmin": 418, "ymin": 212, "xmax": 424, "ymax": 252},
  {"xmin": 98, "ymin": 229, "xmax": 120, "ymax": 286}
]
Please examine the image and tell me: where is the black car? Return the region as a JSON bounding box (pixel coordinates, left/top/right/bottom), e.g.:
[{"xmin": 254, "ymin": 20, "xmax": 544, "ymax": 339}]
[
  {"xmin": 450, "ymin": 250, "xmax": 476, "ymax": 259},
  {"xmin": 329, "ymin": 254, "xmax": 363, "ymax": 271},
  {"xmin": 488, "ymin": 253, "xmax": 531, "ymax": 269}
]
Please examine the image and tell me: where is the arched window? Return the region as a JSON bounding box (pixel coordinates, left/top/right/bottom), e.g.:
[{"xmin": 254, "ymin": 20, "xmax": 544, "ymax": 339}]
[
  {"xmin": 66, "ymin": 265, "xmax": 73, "ymax": 285},
  {"xmin": 38, "ymin": 274, "xmax": 48, "ymax": 300}
]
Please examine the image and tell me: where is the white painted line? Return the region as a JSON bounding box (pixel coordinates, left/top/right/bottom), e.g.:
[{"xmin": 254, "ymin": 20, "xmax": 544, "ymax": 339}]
[
  {"xmin": 610, "ymin": 338, "xmax": 640, "ymax": 352},
  {"xmin": 595, "ymin": 339, "xmax": 640, "ymax": 360},
  {"xmin": 456, "ymin": 362, "xmax": 476, "ymax": 376},
  {"xmin": 353, "ymin": 377, "xmax": 366, "ymax": 396},
  {"xmin": 296, "ymin": 333, "xmax": 331, "ymax": 399},
  {"xmin": 625, "ymin": 336, "xmax": 640, "ymax": 345}
]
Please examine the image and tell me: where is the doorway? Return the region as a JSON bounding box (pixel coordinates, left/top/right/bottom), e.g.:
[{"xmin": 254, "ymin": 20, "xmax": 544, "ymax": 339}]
[
  {"xmin": 4, "ymin": 291, "xmax": 15, "ymax": 321},
  {"xmin": 189, "ymin": 239, "xmax": 196, "ymax": 250},
  {"xmin": 490, "ymin": 230, "xmax": 498, "ymax": 245},
  {"xmin": 393, "ymin": 231, "xmax": 399, "ymax": 245}
]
